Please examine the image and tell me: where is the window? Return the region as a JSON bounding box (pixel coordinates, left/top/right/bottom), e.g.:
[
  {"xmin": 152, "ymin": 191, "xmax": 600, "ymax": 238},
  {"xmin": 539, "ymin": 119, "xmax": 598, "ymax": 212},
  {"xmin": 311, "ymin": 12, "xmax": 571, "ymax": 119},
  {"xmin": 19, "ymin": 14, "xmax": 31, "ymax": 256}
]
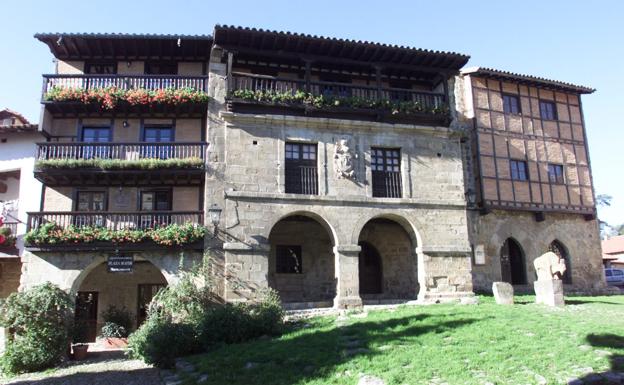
[
  {"xmin": 615, "ymin": 270, "xmax": 624, "ymax": 276},
  {"xmin": 548, "ymin": 164, "xmax": 565, "ymax": 184},
  {"xmin": 75, "ymin": 191, "xmax": 106, "ymax": 227},
  {"xmin": 142, "ymin": 126, "xmax": 174, "ymax": 159},
  {"xmin": 285, "ymin": 142, "xmax": 318, "ymax": 195},
  {"xmin": 371, "ymin": 148, "xmax": 402, "ymax": 198},
  {"xmin": 503, "ymin": 94, "xmax": 521, "ymax": 114},
  {"xmin": 81, "ymin": 127, "xmax": 111, "ymax": 159},
  {"xmin": 539, "ymin": 100, "xmax": 557, "ymax": 120},
  {"xmin": 84, "ymin": 61, "xmax": 117, "ymax": 74},
  {"xmin": 606, "ymin": 270, "xmax": 612, "ymax": 277},
  {"xmin": 145, "ymin": 61, "xmax": 178, "ymax": 75},
  {"xmin": 510, "ymin": 160, "xmax": 528, "ymax": 181},
  {"xmin": 139, "ymin": 190, "xmax": 172, "ymax": 228},
  {"xmin": 276, "ymin": 245, "xmax": 302, "ymax": 274}
]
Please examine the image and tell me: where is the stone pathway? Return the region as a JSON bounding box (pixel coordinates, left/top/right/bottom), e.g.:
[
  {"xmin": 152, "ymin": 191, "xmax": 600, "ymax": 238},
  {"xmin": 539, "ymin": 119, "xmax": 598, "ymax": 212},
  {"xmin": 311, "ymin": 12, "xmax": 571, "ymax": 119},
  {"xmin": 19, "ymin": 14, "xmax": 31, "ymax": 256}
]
[{"xmin": 3, "ymin": 350, "xmax": 161, "ymax": 385}]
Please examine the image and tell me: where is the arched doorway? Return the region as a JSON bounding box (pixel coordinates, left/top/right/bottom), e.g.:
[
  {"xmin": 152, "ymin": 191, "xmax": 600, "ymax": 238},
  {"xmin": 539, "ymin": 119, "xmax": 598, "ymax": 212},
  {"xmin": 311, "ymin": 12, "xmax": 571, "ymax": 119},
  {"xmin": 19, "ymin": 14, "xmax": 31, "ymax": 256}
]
[
  {"xmin": 357, "ymin": 217, "xmax": 417, "ymax": 300},
  {"xmin": 548, "ymin": 240, "xmax": 572, "ymax": 284},
  {"xmin": 500, "ymin": 238, "xmax": 526, "ymax": 285},
  {"xmin": 358, "ymin": 241, "xmax": 382, "ymax": 294},
  {"xmin": 268, "ymin": 214, "xmax": 336, "ymax": 304},
  {"xmin": 75, "ymin": 259, "xmax": 167, "ymax": 341}
]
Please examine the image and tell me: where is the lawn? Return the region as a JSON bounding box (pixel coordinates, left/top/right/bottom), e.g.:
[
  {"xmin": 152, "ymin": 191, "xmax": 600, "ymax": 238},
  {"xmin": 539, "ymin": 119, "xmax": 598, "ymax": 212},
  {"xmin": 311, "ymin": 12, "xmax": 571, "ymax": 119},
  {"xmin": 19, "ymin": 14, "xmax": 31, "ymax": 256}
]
[{"xmin": 182, "ymin": 295, "xmax": 624, "ymax": 385}]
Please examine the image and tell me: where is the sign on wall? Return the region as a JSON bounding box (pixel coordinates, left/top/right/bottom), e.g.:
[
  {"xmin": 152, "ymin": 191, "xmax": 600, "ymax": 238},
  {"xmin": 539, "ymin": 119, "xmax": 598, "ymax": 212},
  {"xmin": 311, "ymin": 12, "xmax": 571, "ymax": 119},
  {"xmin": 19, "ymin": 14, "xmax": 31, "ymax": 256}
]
[
  {"xmin": 107, "ymin": 255, "xmax": 134, "ymax": 273},
  {"xmin": 474, "ymin": 244, "xmax": 486, "ymax": 265}
]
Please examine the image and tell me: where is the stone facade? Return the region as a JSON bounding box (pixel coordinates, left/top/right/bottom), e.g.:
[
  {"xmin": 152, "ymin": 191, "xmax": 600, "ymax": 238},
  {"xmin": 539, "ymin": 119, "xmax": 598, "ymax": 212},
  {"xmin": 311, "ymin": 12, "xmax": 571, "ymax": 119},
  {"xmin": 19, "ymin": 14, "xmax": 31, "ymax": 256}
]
[{"xmin": 0, "ymin": 259, "xmax": 21, "ymax": 298}]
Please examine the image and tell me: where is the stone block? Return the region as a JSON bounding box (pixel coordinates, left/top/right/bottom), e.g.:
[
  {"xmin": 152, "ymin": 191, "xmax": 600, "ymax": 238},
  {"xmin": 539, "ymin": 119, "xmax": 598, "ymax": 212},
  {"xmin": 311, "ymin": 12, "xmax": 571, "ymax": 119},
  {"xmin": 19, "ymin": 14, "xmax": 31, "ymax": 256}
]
[
  {"xmin": 492, "ymin": 282, "xmax": 514, "ymax": 305},
  {"xmin": 534, "ymin": 279, "xmax": 564, "ymax": 307}
]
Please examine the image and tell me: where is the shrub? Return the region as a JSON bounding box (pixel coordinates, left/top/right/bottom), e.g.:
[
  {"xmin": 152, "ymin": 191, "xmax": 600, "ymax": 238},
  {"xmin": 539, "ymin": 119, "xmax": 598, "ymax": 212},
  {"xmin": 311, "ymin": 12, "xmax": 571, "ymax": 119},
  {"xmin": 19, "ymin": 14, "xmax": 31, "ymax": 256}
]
[
  {"xmin": 101, "ymin": 305, "xmax": 132, "ymax": 335},
  {"xmin": 101, "ymin": 322, "xmax": 128, "ymax": 339},
  {"xmin": 0, "ymin": 283, "xmax": 73, "ymax": 375},
  {"xmin": 127, "ymin": 316, "xmax": 198, "ymax": 369},
  {"xmin": 198, "ymin": 289, "xmax": 284, "ymax": 349}
]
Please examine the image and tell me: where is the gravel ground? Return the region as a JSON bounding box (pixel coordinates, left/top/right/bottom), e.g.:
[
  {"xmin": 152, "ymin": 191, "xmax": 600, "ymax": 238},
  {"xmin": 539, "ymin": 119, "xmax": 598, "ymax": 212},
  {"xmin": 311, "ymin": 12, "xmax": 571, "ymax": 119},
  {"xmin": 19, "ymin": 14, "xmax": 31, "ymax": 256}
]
[{"xmin": 1, "ymin": 350, "xmax": 162, "ymax": 385}]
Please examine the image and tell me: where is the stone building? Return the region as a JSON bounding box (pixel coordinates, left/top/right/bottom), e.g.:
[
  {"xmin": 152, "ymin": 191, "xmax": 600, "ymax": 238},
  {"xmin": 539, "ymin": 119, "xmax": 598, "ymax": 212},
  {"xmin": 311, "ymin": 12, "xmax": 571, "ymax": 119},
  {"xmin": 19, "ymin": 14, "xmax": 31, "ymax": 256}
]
[{"xmin": 18, "ymin": 26, "xmax": 606, "ymax": 335}]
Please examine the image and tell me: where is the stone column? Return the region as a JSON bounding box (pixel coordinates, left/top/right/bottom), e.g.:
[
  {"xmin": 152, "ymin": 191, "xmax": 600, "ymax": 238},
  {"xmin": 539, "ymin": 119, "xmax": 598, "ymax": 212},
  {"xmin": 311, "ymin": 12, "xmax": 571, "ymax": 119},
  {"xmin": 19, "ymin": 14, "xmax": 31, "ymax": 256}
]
[
  {"xmin": 223, "ymin": 242, "xmax": 269, "ymax": 302},
  {"xmin": 333, "ymin": 244, "xmax": 362, "ymax": 309}
]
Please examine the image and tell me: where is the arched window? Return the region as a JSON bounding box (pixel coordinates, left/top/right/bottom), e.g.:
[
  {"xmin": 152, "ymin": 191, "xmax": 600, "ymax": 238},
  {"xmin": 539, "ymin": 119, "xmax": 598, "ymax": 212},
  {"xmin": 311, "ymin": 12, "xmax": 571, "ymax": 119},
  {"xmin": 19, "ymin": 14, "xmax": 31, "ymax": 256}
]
[{"xmin": 549, "ymin": 240, "xmax": 572, "ymax": 284}]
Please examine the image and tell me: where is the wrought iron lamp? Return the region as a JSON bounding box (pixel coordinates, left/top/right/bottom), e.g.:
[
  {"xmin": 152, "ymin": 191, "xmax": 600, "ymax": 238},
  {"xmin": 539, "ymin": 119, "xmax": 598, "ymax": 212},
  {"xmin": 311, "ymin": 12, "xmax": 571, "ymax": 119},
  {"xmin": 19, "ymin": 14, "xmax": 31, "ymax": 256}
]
[{"xmin": 208, "ymin": 203, "xmax": 222, "ymax": 236}]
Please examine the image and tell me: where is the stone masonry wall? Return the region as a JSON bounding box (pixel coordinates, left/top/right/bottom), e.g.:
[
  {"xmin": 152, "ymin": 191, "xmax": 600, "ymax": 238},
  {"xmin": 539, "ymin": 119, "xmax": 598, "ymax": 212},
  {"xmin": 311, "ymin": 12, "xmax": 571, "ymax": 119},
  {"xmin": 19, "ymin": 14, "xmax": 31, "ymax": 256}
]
[
  {"xmin": 0, "ymin": 259, "xmax": 21, "ymax": 298},
  {"xmin": 470, "ymin": 210, "xmax": 606, "ymax": 293}
]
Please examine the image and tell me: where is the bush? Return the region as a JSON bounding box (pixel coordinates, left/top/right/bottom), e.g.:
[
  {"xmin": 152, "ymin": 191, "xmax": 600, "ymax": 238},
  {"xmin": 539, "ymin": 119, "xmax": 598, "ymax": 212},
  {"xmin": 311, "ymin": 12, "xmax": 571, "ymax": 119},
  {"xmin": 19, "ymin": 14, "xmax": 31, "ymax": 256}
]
[
  {"xmin": 0, "ymin": 283, "xmax": 73, "ymax": 375},
  {"xmin": 101, "ymin": 322, "xmax": 128, "ymax": 339},
  {"xmin": 101, "ymin": 305, "xmax": 132, "ymax": 335},
  {"xmin": 127, "ymin": 317, "xmax": 198, "ymax": 369},
  {"xmin": 198, "ymin": 289, "xmax": 284, "ymax": 348}
]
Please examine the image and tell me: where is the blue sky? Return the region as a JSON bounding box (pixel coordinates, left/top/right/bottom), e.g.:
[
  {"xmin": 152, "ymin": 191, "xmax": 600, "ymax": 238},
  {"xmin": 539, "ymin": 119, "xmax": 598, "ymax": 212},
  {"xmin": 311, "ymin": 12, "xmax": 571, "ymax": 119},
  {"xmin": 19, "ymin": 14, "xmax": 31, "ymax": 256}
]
[{"xmin": 1, "ymin": 0, "xmax": 622, "ymax": 225}]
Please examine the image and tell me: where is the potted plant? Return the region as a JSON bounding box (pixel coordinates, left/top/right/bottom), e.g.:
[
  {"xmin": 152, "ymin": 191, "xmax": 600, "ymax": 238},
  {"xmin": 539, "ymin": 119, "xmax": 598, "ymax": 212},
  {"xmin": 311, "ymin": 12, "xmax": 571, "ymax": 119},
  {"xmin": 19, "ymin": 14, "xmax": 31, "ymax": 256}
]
[
  {"xmin": 101, "ymin": 322, "xmax": 129, "ymax": 348},
  {"xmin": 71, "ymin": 320, "xmax": 90, "ymax": 360},
  {"xmin": 100, "ymin": 305, "xmax": 132, "ymax": 349}
]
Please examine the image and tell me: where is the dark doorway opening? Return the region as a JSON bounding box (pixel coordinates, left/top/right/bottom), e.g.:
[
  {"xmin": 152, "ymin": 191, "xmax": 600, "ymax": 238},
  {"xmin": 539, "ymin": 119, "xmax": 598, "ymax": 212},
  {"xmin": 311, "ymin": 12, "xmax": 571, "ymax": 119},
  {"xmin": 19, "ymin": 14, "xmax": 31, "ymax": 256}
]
[
  {"xmin": 549, "ymin": 240, "xmax": 572, "ymax": 284},
  {"xmin": 137, "ymin": 284, "xmax": 166, "ymax": 327},
  {"xmin": 358, "ymin": 241, "xmax": 383, "ymax": 294},
  {"xmin": 500, "ymin": 238, "xmax": 527, "ymax": 285},
  {"xmin": 75, "ymin": 291, "xmax": 98, "ymax": 342}
]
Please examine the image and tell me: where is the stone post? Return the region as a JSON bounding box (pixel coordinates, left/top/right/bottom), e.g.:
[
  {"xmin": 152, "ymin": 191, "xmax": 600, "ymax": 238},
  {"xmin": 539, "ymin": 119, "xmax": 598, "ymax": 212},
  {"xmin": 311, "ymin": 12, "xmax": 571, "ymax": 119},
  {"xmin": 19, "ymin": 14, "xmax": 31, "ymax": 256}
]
[
  {"xmin": 534, "ymin": 279, "xmax": 564, "ymax": 307},
  {"xmin": 333, "ymin": 244, "xmax": 362, "ymax": 309}
]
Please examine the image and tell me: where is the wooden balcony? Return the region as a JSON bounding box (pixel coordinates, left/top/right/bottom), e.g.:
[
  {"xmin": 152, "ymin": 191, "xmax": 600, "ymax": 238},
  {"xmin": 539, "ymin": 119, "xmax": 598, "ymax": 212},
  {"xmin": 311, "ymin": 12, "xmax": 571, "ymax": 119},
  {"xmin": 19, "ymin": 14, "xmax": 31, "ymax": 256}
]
[
  {"xmin": 26, "ymin": 211, "xmax": 204, "ymax": 251},
  {"xmin": 34, "ymin": 142, "xmax": 206, "ymax": 187},
  {"xmin": 41, "ymin": 74, "xmax": 209, "ymax": 117},
  {"xmin": 227, "ymin": 73, "xmax": 450, "ymax": 126}
]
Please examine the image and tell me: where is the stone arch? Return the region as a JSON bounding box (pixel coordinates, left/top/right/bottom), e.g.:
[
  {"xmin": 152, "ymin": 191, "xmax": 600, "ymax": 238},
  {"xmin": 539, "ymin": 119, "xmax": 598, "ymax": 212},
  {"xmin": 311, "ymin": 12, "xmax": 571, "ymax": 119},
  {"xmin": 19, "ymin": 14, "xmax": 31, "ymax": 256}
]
[
  {"xmin": 350, "ymin": 212, "xmax": 422, "ymax": 250},
  {"xmin": 265, "ymin": 210, "xmax": 338, "ymax": 247},
  {"xmin": 69, "ymin": 253, "xmax": 177, "ymax": 296}
]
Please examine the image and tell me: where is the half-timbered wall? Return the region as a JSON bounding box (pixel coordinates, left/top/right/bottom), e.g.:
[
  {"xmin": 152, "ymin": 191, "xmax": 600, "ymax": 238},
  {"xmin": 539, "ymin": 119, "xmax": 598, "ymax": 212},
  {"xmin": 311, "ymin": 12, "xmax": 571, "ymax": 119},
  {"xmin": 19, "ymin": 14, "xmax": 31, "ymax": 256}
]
[{"xmin": 471, "ymin": 76, "xmax": 594, "ymax": 214}]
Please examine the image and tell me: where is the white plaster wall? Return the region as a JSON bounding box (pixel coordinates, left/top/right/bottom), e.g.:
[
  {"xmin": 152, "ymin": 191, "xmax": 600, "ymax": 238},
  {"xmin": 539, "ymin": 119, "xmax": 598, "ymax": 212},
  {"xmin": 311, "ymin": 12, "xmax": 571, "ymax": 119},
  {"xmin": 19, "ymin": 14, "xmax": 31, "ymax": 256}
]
[{"xmin": 0, "ymin": 132, "xmax": 44, "ymax": 254}]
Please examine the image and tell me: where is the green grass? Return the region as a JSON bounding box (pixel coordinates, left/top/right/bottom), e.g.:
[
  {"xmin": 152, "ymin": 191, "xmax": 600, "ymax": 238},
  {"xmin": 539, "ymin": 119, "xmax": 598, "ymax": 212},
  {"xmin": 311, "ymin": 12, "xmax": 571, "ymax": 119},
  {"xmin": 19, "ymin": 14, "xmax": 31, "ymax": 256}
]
[{"xmin": 184, "ymin": 295, "xmax": 624, "ymax": 385}]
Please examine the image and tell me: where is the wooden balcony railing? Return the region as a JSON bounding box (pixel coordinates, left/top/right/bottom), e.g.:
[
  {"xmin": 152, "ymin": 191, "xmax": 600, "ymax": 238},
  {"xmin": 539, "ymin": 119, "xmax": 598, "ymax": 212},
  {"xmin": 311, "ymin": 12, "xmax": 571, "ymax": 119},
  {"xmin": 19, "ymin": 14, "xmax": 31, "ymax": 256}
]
[
  {"xmin": 36, "ymin": 142, "xmax": 206, "ymax": 161},
  {"xmin": 42, "ymin": 74, "xmax": 208, "ymax": 97},
  {"xmin": 27, "ymin": 211, "xmax": 204, "ymax": 232},
  {"xmin": 229, "ymin": 72, "xmax": 446, "ymax": 110},
  {"xmin": 2, "ymin": 222, "xmax": 18, "ymax": 236}
]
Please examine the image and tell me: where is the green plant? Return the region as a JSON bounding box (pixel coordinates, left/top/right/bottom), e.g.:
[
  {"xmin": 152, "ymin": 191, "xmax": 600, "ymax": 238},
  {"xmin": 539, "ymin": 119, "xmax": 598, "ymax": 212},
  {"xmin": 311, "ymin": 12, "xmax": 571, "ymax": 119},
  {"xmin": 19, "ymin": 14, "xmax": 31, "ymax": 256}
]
[
  {"xmin": 229, "ymin": 88, "xmax": 449, "ymax": 116},
  {"xmin": 35, "ymin": 157, "xmax": 204, "ymax": 171},
  {"xmin": 101, "ymin": 322, "xmax": 128, "ymax": 339},
  {"xmin": 127, "ymin": 316, "xmax": 199, "ymax": 369},
  {"xmin": 0, "ymin": 283, "xmax": 73, "ymax": 375},
  {"xmin": 24, "ymin": 222, "xmax": 207, "ymax": 247},
  {"xmin": 101, "ymin": 305, "xmax": 132, "ymax": 336}
]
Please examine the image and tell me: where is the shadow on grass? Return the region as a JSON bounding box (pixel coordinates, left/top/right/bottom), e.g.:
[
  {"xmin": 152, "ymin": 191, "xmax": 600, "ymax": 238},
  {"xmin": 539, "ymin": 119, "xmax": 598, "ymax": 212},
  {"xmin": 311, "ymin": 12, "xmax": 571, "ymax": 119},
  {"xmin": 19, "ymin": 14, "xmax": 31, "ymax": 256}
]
[
  {"xmin": 187, "ymin": 312, "xmax": 484, "ymax": 385},
  {"xmin": 565, "ymin": 299, "xmax": 624, "ymax": 306},
  {"xmin": 571, "ymin": 333, "xmax": 624, "ymax": 384}
]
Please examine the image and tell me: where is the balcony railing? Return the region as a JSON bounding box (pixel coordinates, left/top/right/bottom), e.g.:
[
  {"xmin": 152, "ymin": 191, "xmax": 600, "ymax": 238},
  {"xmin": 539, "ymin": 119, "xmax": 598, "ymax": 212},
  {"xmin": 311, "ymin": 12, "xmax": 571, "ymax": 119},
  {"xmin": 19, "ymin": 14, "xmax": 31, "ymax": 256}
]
[
  {"xmin": 229, "ymin": 72, "xmax": 446, "ymax": 112},
  {"xmin": 36, "ymin": 142, "xmax": 206, "ymax": 161},
  {"xmin": 42, "ymin": 74, "xmax": 208, "ymax": 96},
  {"xmin": 2, "ymin": 222, "xmax": 18, "ymax": 236},
  {"xmin": 285, "ymin": 165, "xmax": 318, "ymax": 195},
  {"xmin": 372, "ymin": 171, "xmax": 402, "ymax": 198},
  {"xmin": 27, "ymin": 211, "xmax": 204, "ymax": 232}
]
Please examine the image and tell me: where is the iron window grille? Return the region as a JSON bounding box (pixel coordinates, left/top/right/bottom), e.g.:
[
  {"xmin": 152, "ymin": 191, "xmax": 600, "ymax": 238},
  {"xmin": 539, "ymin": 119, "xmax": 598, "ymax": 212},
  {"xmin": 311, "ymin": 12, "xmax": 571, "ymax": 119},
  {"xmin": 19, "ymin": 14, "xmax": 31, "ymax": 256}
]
[
  {"xmin": 285, "ymin": 142, "xmax": 318, "ymax": 195},
  {"xmin": 371, "ymin": 147, "xmax": 402, "ymax": 198}
]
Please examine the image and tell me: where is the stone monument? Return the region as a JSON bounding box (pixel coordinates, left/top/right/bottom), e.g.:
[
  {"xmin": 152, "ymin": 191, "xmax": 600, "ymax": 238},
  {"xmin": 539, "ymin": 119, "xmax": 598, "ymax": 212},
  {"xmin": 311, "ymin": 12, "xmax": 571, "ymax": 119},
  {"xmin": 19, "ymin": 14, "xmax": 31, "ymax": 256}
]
[
  {"xmin": 492, "ymin": 281, "xmax": 514, "ymax": 304},
  {"xmin": 333, "ymin": 138, "xmax": 357, "ymax": 180},
  {"xmin": 533, "ymin": 251, "xmax": 566, "ymax": 307}
]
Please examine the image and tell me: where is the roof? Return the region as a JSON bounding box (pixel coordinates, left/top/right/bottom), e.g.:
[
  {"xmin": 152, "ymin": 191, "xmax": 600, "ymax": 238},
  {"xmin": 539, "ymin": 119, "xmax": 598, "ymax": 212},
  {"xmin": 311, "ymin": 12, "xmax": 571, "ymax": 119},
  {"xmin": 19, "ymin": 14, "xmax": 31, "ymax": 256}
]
[
  {"xmin": 0, "ymin": 124, "xmax": 39, "ymax": 134},
  {"xmin": 35, "ymin": 33, "xmax": 214, "ymax": 61},
  {"xmin": 0, "ymin": 109, "xmax": 30, "ymax": 125},
  {"xmin": 461, "ymin": 67, "xmax": 595, "ymax": 94},
  {"xmin": 602, "ymin": 235, "xmax": 624, "ymax": 255},
  {"xmin": 213, "ymin": 25, "xmax": 470, "ymax": 72}
]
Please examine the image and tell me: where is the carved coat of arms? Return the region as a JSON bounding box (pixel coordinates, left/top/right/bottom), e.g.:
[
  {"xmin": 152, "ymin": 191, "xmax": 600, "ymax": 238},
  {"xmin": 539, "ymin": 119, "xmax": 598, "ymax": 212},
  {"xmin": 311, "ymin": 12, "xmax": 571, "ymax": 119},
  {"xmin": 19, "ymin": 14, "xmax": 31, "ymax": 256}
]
[{"xmin": 334, "ymin": 138, "xmax": 357, "ymax": 180}]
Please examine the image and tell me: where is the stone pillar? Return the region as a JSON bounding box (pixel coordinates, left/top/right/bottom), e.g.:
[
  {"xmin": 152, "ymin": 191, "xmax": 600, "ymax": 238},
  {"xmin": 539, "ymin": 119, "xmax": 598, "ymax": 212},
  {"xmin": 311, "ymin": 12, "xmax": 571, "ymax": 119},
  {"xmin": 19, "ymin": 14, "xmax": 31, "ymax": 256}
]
[
  {"xmin": 333, "ymin": 245, "xmax": 362, "ymax": 309},
  {"xmin": 534, "ymin": 279, "xmax": 564, "ymax": 307},
  {"xmin": 223, "ymin": 242, "xmax": 269, "ymax": 302}
]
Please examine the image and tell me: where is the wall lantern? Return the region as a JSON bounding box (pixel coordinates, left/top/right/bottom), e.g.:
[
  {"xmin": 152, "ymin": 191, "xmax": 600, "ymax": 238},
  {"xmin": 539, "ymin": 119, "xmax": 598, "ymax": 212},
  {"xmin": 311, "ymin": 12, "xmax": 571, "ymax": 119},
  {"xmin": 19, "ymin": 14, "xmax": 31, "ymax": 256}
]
[
  {"xmin": 465, "ymin": 189, "xmax": 477, "ymax": 206},
  {"xmin": 208, "ymin": 203, "xmax": 222, "ymax": 236}
]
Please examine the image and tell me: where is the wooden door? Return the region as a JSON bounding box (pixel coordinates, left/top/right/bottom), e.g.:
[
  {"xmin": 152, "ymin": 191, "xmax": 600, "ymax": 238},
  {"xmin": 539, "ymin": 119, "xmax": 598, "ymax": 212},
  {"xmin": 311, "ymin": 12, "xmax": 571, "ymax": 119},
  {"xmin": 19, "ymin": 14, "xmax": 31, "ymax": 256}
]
[
  {"xmin": 137, "ymin": 284, "xmax": 166, "ymax": 326},
  {"xmin": 358, "ymin": 242, "xmax": 382, "ymax": 294},
  {"xmin": 75, "ymin": 292, "xmax": 98, "ymax": 342},
  {"xmin": 500, "ymin": 241, "xmax": 512, "ymax": 284}
]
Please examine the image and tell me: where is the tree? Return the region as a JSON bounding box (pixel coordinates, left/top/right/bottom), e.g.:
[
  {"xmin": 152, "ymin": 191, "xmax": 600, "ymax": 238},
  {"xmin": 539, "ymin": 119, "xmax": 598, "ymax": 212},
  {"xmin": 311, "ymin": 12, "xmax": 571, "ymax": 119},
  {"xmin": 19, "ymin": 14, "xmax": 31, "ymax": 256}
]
[{"xmin": 596, "ymin": 194, "xmax": 615, "ymax": 239}]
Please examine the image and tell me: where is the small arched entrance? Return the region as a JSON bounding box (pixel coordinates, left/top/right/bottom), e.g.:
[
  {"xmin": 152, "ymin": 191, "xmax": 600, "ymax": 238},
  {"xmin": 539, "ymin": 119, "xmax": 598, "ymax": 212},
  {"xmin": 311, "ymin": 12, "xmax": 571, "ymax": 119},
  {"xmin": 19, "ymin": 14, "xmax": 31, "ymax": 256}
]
[
  {"xmin": 500, "ymin": 238, "xmax": 527, "ymax": 285},
  {"xmin": 75, "ymin": 258, "xmax": 167, "ymax": 341},
  {"xmin": 357, "ymin": 217, "xmax": 418, "ymax": 300},
  {"xmin": 548, "ymin": 240, "xmax": 572, "ymax": 284},
  {"xmin": 268, "ymin": 214, "xmax": 336, "ymax": 305}
]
